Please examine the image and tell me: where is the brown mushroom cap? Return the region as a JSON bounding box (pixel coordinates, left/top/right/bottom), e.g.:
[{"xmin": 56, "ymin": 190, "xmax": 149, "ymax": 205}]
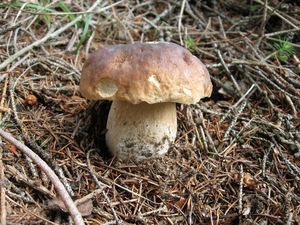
[{"xmin": 80, "ymin": 42, "xmax": 212, "ymax": 104}]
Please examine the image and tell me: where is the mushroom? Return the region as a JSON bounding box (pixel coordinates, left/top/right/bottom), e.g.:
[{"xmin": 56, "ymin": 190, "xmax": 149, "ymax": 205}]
[{"xmin": 80, "ymin": 42, "xmax": 212, "ymax": 161}]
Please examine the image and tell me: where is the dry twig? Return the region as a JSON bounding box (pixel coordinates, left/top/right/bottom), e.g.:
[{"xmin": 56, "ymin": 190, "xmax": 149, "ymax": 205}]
[{"xmin": 0, "ymin": 128, "xmax": 85, "ymax": 225}]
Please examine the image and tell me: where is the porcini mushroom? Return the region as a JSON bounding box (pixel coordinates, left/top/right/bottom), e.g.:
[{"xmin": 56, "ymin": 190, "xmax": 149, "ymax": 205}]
[{"xmin": 80, "ymin": 42, "xmax": 212, "ymax": 161}]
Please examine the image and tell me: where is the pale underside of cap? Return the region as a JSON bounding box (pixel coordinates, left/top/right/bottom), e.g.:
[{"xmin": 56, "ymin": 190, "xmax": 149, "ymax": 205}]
[{"xmin": 80, "ymin": 42, "xmax": 212, "ymax": 104}]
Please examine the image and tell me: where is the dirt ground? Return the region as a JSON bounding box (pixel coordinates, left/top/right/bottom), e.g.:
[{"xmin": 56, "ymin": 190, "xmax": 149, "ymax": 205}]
[{"xmin": 0, "ymin": 1, "xmax": 300, "ymax": 224}]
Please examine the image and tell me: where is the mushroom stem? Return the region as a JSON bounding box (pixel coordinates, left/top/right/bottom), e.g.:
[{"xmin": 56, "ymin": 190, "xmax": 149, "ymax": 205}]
[{"xmin": 106, "ymin": 101, "xmax": 177, "ymax": 161}]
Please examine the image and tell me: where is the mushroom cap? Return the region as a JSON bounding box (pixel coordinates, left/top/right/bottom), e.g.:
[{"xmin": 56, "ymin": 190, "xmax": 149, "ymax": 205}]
[{"xmin": 80, "ymin": 42, "xmax": 212, "ymax": 104}]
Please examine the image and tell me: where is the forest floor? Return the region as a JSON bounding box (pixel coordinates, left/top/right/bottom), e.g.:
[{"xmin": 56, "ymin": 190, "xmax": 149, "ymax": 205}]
[{"xmin": 0, "ymin": 1, "xmax": 300, "ymax": 224}]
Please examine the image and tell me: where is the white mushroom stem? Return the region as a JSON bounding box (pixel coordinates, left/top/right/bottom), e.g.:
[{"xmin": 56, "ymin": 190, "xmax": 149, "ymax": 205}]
[{"xmin": 106, "ymin": 101, "xmax": 177, "ymax": 161}]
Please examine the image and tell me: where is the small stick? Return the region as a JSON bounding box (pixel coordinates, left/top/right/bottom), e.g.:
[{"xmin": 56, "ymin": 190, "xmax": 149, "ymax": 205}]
[
  {"xmin": 0, "ymin": 128, "xmax": 84, "ymax": 225},
  {"xmin": 216, "ymin": 49, "xmax": 242, "ymax": 95},
  {"xmin": 140, "ymin": 206, "xmax": 167, "ymax": 216},
  {"xmin": 85, "ymin": 30, "xmax": 95, "ymax": 57},
  {"xmin": 198, "ymin": 125, "xmax": 207, "ymax": 151},
  {"xmin": 0, "ymin": 76, "xmax": 8, "ymax": 225},
  {"xmin": 220, "ymin": 84, "xmax": 256, "ymax": 123},
  {"xmin": 217, "ymin": 16, "xmax": 227, "ymax": 39},
  {"xmin": 13, "ymin": 1, "xmax": 123, "ymax": 16},
  {"xmin": 0, "ymin": 107, "xmax": 10, "ymax": 113},
  {"xmin": 0, "ymin": 146, "xmax": 6, "ymax": 225},
  {"xmin": 75, "ymin": 188, "xmax": 106, "ymax": 206},
  {"xmin": 285, "ymin": 95, "xmax": 297, "ymax": 117},
  {"xmin": 223, "ymin": 101, "xmax": 247, "ymax": 140},
  {"xmin": 102, "ymin": 221, "xmax": 120, "ymax": 225},
  {"xmin": 238, "ymin": 164, "xmax": 244, "ymax": 214},
  {"xmin": 279, "ymin": 149, "xmax": 300, "ymax": 180},
  {"xmin": 0, "ymin": 76, "xmax": 8, "ymax": 110},
  {"xmin": 178, "ymin": 0, "xmax": 187, "ymax": 45},
  {"xmin": 142, "ymin": 4, "xmax": 172, "ymax": 32},
  {"xmin": 7, "ymin": 190, "xmax": 34, "ymax": 204},
  {"xmin": 24, "ymin": 155, "xmax": 38, "ymax": 179},
  {"xmin": 198, "ymin": 109, "xmax": 218, "ymax": 154},
  {"xmin": 265, "ymin": 28, "xmax": 300, "ymax": 38},
  {"xmin": 0, "ymin": 23, "xmax": 22, "ymax": 35},
  {"xmin": 256, "ymin": 0, "xmax": 268, "ymax": 47},
  {"xmin": 110, "ymin": 2, "xmax": 134, "ymax": 44},
  {"xmin": 262, "ymin": 144, "xmax": 273, "ymax": 177}
]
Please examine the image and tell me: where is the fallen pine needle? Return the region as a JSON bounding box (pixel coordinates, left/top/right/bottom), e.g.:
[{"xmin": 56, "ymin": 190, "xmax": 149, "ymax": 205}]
[{"xmin": 0, "ymin": 128, "xmax": 85, "ymax": 225}]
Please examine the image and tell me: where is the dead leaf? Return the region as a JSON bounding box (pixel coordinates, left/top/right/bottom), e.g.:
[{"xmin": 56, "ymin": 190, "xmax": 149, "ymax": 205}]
[
  {"xmin": 48, "ymin": 197, "xmax": 93, "ymax": 216},
  {"xmin": 76, "ymin": 199, "xmax": 93, "ymax": 216},
  {"xmin": 6, "ymin": 143, "xmax": 19, "ymax": 156},
  {"xmin": 175, "ymin": 197, "xmax": 187, "ymax": 209},
  {"xmin": 25, "ymin": 94, "xmax": 38, "ymax": 105},
  {"xmin": 243, "ymin": 173, "xmax": 257, "ymax": 188}
]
